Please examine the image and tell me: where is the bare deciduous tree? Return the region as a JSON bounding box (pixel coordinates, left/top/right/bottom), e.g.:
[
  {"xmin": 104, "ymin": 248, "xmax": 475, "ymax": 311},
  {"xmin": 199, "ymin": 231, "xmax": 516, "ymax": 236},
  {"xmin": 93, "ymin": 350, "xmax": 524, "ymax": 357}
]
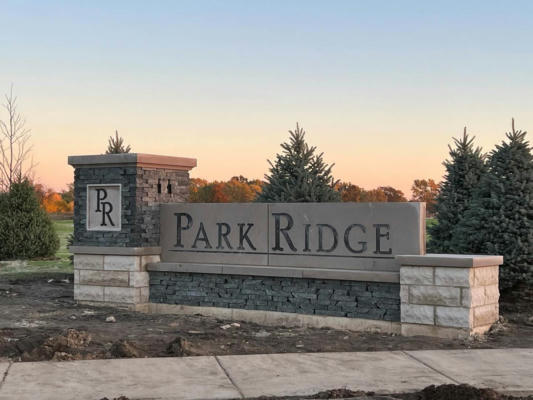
[{"xmin": 0, "ymin": 86, "xmax": 34, "ymax": 191}]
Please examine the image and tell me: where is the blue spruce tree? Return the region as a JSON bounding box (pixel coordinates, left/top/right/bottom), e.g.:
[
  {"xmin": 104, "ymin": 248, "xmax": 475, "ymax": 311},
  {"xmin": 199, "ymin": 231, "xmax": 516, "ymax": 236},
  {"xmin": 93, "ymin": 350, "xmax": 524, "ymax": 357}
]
[
  {"xmin": 258, "ymin": 123, "xmax": 340, "ymax": 202},
  {"xmin": 452, "ymin": 119, "xmax": 533, "ymax": 289},
  {"xmin": 428, "ymin": 128, "xmax": 486, "ymax": 253}
]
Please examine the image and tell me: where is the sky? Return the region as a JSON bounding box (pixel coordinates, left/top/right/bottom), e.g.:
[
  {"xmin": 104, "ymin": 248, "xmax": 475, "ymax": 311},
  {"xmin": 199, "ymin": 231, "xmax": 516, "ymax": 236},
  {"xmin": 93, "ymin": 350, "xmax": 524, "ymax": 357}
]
[{"xmin": 1, "ymin": 1, "xmax": 532, "ymax": 196}]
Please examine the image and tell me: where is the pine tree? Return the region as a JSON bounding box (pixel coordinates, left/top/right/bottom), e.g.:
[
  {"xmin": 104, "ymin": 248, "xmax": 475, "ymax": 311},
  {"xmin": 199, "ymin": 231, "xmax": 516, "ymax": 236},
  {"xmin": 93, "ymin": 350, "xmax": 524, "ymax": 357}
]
[
  {"xmin": 428, "ymin": 128, "xmax": 486, "ymax": 253},
  {"xmin": 451, "ymin": 119, "xmax": 533, "ymax": 289},
  {"xmin": 257, "ymin": 123, "xmax": 340, "ymax": 202},
  {"xmin": 106, "ymin": 130, "xmax": 131, "ymax": 154},
  {"xmin": 0, "ymin": 180, "xmax": 59, "ymax": 259}
]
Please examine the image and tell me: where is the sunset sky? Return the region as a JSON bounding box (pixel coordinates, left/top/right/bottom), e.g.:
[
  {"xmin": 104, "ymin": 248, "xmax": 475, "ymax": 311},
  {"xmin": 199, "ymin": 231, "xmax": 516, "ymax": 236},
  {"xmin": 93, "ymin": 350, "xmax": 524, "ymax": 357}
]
[{"xmin": 1, "ymin": 1, "xmax": 532, "ymax": 196}]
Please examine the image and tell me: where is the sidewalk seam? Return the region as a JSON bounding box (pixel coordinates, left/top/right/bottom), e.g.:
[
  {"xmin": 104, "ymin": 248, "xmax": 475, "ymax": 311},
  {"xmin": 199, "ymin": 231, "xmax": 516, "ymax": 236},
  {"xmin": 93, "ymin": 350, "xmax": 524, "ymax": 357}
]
[
  {"xmin": 215, "ymin": 356, "xmax": 245, "ymax": 399},
  {"xmin": 401, "ymin": 351, "xmax": 460, "ymax": 384},
  {"xmin": 0, "ymin": 361, "xmax": 13, "ymax": 392}
]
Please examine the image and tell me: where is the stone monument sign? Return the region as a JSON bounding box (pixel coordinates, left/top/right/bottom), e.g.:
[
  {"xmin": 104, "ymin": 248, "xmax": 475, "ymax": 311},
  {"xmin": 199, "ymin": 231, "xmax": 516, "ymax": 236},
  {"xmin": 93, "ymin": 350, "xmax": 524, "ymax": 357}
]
[{"xmin": 68, "ymin": 152, "xmax": 503, "ymax": 339}]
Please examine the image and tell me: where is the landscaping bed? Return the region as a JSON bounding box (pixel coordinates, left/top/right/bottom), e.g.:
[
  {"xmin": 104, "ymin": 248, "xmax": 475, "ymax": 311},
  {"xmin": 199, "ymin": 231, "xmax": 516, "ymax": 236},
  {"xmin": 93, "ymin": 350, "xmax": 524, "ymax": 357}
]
[{"xmin": 0, "ymin": 273, "xmax": 532, "ymax": 362}]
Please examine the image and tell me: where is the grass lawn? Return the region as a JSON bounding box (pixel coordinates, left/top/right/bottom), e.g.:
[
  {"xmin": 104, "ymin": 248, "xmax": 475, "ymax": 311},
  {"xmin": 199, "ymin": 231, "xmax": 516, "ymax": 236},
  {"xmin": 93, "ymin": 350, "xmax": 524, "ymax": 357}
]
[{"xmin": 0, "ymin": 219, "xmax": 74, "ymax": 276}]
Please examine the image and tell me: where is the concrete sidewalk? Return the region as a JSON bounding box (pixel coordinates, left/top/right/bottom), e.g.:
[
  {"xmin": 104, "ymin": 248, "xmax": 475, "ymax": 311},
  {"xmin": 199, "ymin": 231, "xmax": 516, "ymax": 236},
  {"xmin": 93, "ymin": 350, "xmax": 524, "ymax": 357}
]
[{"xmin": 0, "ymin": 348, "xmax": 532, "ymax": 400}]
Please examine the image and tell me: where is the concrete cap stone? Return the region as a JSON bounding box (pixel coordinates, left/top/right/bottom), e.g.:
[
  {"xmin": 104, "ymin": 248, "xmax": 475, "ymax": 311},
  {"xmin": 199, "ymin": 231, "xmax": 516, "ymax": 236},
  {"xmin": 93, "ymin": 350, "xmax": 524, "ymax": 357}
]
[
  {"xmin": 68, "ymin": 153, "xmax": 197, "ymax": 171},
  {"xmin": 70, "ymin": 246, "xmax": 161, "ymax": 256},
  {"xmin": 146, "ymin": 262, "xmax": 400, "ymax": 283},
  {"xmin": 396, "ymin": 254, "xmax": 503, "ymax": 268}
]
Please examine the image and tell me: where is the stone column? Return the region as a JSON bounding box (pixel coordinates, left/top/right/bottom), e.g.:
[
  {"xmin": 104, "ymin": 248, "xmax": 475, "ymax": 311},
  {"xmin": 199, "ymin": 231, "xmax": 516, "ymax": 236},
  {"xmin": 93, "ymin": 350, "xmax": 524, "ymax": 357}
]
[
  {"xmin": 397, "ymin": 254, "xmax": 503, "ymax": 339},
  {"xmin": 68, "ymin": 153, "xmax": 196, "ymax": 309}
]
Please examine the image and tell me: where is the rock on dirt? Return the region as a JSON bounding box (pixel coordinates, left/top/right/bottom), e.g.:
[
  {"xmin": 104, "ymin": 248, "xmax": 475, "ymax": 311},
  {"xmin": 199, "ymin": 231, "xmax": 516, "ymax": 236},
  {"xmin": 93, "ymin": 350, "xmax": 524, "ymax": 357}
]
[{"xmin": 105, "ymin": 316, "xmax": 116, "ymax": 323}]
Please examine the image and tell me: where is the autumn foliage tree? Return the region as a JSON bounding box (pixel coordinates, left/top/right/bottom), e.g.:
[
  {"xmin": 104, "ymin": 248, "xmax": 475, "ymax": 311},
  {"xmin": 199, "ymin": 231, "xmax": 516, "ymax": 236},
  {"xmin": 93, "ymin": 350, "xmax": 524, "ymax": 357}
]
[
  {"xmin": 189, "ymin": 177, "xmax": 262, "ymax": 203},
  {"xmin": 411, "ymin": 179, "xmax": 440, "ymax": 215},
  {"xmin": 378, "ymin": 186, "xmax": 407, "ymax": 202},
  {"xmin": 33, "ymin": 183, "xmax": 74, "ymax": 213},
  {"xmin": 336, "ymin": 182, "xmax": 406, "ymax": 202}
]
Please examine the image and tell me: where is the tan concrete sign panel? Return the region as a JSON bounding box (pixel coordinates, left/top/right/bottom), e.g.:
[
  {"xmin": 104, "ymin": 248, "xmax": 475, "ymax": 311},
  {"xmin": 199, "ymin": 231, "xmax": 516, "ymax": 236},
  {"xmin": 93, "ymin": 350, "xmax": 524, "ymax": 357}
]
[
  {"xmin": 86, "ymin": 184, "xmax": 121, "ymax": 231},
  {"xmin": 268, "ymin": 202, "xmax": 424, "ymax": 270},
  {"xmin": 160, "ymin": 203, "xmax": 269, "ymax": 265},
  {"xmin": 160, "ymin": 202, "xmax": 425, "ymax": 272}
]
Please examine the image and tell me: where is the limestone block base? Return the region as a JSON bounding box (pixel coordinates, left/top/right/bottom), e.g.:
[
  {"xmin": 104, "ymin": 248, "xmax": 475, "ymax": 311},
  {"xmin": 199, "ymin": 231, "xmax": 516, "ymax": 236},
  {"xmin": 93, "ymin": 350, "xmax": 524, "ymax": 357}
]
[
  {"xmin": 73, "ymin": 250, "xmax": 159, "ymax": 307},
  {"xmin": 397, "ymin": 254, "xmax": 503, "ymax": 337}
]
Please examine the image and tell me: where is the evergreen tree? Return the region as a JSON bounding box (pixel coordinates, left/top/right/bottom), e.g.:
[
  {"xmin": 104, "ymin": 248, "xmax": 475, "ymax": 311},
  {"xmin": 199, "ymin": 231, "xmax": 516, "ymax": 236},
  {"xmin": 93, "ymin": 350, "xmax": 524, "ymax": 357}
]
[
  {"xmin": 451, "ymin": 119, "xmax": 533, "ymax": 289},
  {"xmin": 106, "ymin": 130, "xmax": 131, "ymax": 154},
  {"xmin": 0, "ymin": 180, "xmax": 59, "ymax": 259},
  {"xmin": 257, "ymin": 123, "xmax": 340, "ymax": 202},
  {"xmin": 428, "ymin": 128, "xmax": 486, "ymax": 252}
]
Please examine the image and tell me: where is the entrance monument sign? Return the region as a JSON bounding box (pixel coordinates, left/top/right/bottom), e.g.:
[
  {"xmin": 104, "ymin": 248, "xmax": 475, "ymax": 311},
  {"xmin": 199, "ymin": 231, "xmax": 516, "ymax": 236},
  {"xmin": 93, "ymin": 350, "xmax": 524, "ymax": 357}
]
[
  {"xmin": 160, "ymin": 202, "xmax": 425, "ymax": 272},
  {"xmin": 69, "ymin": 152, "xmax": 503, "ymax": 339}
]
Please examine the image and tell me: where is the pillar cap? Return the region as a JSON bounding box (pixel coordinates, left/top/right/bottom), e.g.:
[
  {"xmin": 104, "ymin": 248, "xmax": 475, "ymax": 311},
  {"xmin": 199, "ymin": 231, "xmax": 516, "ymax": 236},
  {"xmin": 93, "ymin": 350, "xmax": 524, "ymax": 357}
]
[
  {"xmin": 396, "ymin": 254, "xmax": 503, "ymax": 268},
  {"xmin": 68, "ymin": 153, "xmax": 197, "ymax": 171}
]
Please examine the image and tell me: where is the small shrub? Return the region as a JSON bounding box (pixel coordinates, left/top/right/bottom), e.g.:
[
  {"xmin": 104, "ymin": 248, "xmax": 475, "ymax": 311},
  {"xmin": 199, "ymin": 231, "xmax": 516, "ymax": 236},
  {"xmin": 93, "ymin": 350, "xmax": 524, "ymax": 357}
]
[
  {"xmin": 106, "ymin": 130, "xmax": 131, "ymax": 154},
  {"xmin": 0, "ymin": 181, "xmax": 59, "ymax": 259}
]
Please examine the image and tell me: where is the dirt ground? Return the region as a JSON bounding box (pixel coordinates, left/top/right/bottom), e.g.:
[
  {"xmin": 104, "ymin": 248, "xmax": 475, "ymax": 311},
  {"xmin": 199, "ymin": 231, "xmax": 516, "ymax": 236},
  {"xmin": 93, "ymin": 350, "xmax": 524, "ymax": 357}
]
[
  {"xmin": 1, "ymin": 273, "xmax": 533, "ymax": 363},
  {"xmin": 99, "ymin": 385, "xmax": 533, "ymax": 400},
  {"xmin": 241, "ymin": 384, "xmax": 533, "ymax": 400}
]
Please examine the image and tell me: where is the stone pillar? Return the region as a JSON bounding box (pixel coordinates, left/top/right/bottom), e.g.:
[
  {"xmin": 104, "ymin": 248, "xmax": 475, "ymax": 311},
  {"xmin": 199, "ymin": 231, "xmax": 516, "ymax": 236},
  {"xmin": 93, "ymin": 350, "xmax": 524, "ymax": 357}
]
[
  {"xmin": 397, "ymin": 254, "xmax": 503, "ymax": 339},
  {"xmin": 68, "ymin": 153, "xmax": 196, "ymax": 309}
]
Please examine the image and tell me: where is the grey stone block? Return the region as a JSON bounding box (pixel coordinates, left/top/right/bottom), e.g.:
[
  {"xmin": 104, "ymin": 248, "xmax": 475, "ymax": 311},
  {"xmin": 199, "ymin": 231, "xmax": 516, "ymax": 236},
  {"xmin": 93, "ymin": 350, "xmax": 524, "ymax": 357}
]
[{"xmin": 149, "ymin": 271, "xmax": 400, "ymax": 322}]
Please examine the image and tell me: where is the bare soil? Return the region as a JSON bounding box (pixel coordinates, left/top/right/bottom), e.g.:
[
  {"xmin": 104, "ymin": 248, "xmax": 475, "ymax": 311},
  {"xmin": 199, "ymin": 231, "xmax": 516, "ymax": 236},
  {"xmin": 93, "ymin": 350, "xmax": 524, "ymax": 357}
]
[
  {"xmin": 99, "ymin": 385, "xmax": 533, "ymax": 400},
  {"xmin": 1, "ymin": 273, "xmax": 533, "ymax": 363},
  {"xmin": 249, "ymin": 384, "xmax": 533, "ymax": 399}
]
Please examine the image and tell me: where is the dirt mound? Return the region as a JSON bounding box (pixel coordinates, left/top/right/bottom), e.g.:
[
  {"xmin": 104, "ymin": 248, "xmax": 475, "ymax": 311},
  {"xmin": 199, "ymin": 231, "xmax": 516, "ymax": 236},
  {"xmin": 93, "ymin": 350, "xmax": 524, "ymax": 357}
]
[
  {"xmin": 249, "ymin": 385, "xmax": 533, "ymax": 400},
  {"xmin": 398, "ymin": 384, "xmax": 532, "ymax": 400},
  {"xmin": 166, "ymin": 337, "xmax": 198, "ymax": 356},
  {"xmin": 109, "ymin": 340, "xmax": 145, "ymax": 358},
  {"xmin": 21, "ymin": 329, "xmax": 91, "ymax": 361},
  {"xmin": 99, "ymin": 397, "xmax": 129, "ymax": 400},
  {"xmin": 309, "ymin": 388, "xmax": 367, "ymax": 398}
]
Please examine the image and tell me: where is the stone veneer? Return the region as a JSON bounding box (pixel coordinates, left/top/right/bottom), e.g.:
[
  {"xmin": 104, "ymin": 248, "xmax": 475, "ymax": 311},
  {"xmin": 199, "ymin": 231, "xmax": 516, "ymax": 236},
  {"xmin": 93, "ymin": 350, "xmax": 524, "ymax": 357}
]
[
  {"xmin": 398, "ymin": 254, "xmax": 502, "ymax": 339},
  {"xmin": 72, "ymin": 165, "xmax": 191, "ymax": 247},
  {"xmin": 69, "ymin": 153, "xmax": 196, "ymax": 308},
  {"xmin": 149, "ymin": 272, "xmax": 401, "ymax": 321}
]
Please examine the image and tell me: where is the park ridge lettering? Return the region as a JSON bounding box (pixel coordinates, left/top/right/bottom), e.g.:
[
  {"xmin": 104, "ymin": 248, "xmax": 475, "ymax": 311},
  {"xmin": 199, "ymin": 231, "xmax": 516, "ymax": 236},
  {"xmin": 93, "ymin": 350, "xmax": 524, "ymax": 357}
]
[
  {"xmin": 94, "ymin": 188, "xmax": 115, "ymax": 227},
  {"xmin": 173, "ymin": 212, "xmax": 392, "ymax": 256}
]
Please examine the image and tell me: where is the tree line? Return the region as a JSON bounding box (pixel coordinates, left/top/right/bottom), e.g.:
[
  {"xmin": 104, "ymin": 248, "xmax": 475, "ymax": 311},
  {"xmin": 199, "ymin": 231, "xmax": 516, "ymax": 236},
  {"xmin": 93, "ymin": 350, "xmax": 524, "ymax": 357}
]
[{"xmin": 189, "ymin": 177, "xmax": 439, "ymax": 208}]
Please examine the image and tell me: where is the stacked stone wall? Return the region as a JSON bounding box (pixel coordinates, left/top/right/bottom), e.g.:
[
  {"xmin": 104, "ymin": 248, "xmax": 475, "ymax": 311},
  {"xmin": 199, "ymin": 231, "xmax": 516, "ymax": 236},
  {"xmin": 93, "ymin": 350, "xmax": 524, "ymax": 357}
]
[
  {"xmin": 149, "ymin": 272, "xmax": 401, "ymax": 321},
  {"xmin": 135, "ymin": 168, "xmax": 189, "ymax": 246},
  {"xmin": 73, "ymin": 166, "xmax": 189, "ymax": 247}
]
